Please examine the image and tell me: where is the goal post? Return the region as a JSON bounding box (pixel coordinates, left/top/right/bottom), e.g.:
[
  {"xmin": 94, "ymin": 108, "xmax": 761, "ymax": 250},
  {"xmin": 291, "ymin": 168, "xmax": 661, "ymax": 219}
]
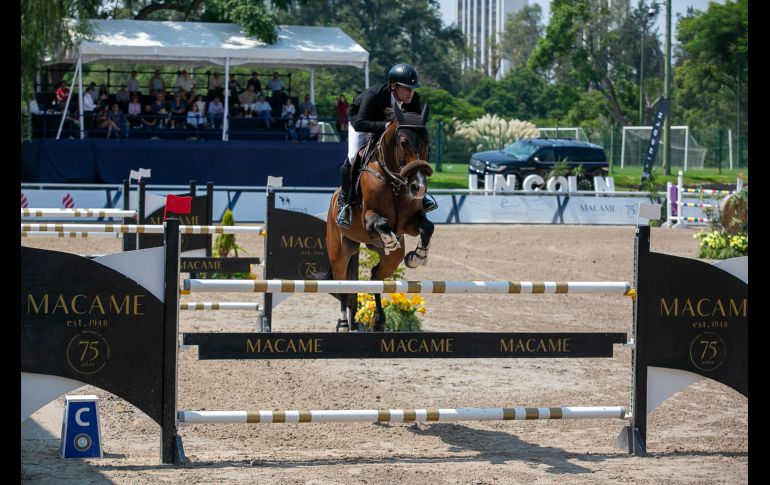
[
  {"xmin": 538, "ymin": 127, "xmax": 588, "ymax": 141},
  {"xmin": 620, "ymin": 126, "xmax": 707, "ymax": 171}
]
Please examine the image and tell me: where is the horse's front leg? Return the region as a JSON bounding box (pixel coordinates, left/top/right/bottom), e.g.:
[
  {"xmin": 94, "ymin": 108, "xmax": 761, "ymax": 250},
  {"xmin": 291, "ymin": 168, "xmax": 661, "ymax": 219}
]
[
  {"xmin": 364, "ymin": 210, "xmax": 401, "ymax": 255},
  {"xmin": 404, "ymin": 211, "xmax": 434, "ymax": 268}
]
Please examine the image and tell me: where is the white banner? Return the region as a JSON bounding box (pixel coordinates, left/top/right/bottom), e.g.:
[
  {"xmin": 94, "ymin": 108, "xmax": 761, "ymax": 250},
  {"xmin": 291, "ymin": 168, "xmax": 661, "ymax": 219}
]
[{"xmin": 20, "ymin": 187, "xmax": 651, "ymax": 225}]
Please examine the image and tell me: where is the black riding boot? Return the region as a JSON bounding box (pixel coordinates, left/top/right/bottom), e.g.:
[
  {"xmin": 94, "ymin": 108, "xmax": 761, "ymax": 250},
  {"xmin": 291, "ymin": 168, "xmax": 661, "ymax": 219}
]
[
  {"xmin": 336, "ymin": 158, "xmax": 353, "ymax": 228},
  {"xmin": 422, "ymin": 193, "xmax": 438, "ymax": 212}
]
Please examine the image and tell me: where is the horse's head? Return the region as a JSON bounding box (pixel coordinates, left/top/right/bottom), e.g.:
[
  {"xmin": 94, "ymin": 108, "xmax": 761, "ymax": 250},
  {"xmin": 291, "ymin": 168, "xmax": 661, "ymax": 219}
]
[{"xmin": 382, "ymin": 103, "xmax": 432, "ymax": 200}]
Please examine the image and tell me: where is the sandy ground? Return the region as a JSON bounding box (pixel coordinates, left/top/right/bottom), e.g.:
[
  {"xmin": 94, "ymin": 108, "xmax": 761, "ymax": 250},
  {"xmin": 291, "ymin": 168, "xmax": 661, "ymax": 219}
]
[{"xmin": 21, "ymin": 225, "xmax": 748, "ymax": 484}]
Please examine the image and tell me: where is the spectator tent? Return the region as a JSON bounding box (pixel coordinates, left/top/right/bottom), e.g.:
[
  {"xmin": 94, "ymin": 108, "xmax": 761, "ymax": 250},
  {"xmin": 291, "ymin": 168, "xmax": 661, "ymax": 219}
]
[{"xmin": 53, "ymin": 19, "xmax": 370, "ymax": 139}]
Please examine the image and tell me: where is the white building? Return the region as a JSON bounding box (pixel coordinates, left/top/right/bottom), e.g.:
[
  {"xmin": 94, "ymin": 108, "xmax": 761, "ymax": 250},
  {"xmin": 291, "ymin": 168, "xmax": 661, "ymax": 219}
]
[{"xmin": 451, "ymin": 0, "xmax": 528, "ymax": 79}]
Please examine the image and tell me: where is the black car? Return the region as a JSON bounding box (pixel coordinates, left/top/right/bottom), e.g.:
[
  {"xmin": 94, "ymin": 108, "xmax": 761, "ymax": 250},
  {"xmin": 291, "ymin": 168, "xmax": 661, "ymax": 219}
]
[{"xmin": 468, "ymin": 138, "xmax": 609, "ymax": 188}]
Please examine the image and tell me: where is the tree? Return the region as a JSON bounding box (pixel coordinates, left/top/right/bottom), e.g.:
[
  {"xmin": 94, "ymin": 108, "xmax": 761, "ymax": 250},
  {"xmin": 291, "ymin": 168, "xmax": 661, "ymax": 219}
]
[
  {"xmin": 675, "ymin": 0, "xmax": 747, "ymax": 151},
  {"xmin": 529, "ymin": 0, "xmax": 633, "ymax": 125},
  {"xmin": 276, "ymin": 0, "xmax": 465, "ymax": 94},
  {"xmin": 500, "ymin": 3, "xmax": 544, "ymax": 71}
]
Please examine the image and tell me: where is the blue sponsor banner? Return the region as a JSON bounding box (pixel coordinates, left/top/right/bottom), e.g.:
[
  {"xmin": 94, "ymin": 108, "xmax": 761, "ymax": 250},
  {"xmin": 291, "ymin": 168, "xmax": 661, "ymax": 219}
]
[{"xmin": 642, "ymin": 99, "xmax": 670, "ymax": 181}]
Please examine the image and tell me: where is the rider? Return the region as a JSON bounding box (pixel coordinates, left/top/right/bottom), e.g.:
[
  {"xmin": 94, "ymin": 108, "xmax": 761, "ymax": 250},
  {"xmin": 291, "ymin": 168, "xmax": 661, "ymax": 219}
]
[{"xmin": 336, "ymin": 63, "xmax": 436, "ymax": 228}]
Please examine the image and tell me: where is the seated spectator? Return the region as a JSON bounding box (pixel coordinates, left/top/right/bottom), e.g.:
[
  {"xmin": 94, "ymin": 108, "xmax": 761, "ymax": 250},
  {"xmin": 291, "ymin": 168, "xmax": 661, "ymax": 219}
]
[
  {"xmin": 127, "ymin": 94, "xmax": 142, "ymax": 127},
  {"xmin": 176, "ymin": 69, "xmax": 195, "ymax": 102},
  {"xmin": 192, "ymin": 94, "xmax": 206, "ymax": 117},
  {"xmin": 186, "ymin": 103, "xmax": 207, "ymax": 131},
  {"xmin": 115, "ymin": 83, "xmax": 130, "ymax": 110},
  {"xmin": 246, "ymin": 72, "xmax": 262, "ymax": 96},
  {"xmin": 151, "ymin": 92, "xmax": 168, "ymax": 127},
  {"xmin": 127, "ymin": 70, "xmax": 141, "ymax": 97},
  {"xmin": 208, "ymin": 72, "xmax": 224, "ymax": 100},
  {"xmin": 228, "ymin": 73, "xmax": 242, "ymax": 99},
  {"xmin": 107, "ymin": 103, "xmax": 129, "ymax": 138},
  {"xmin": 280, "ymin": 97, "xmax": 295, "ymax": 125},
  {"xmin": 300, "ymin": 94, "xmax": 315, "ymax": 115},
  {"xmin": 27, "ymin": 93, "xmax": 41, "ymax": 115},
  {"xmin": 140, "ymin": 104, "xmax": 158, "ymax": 131},
  {"xmin": 148, "ymin": 69, "xmax": 166, "ymax": 95},
  {"xmin": 83, "ymin": 86, "xmax": 97, "ymax": 128},
  {"xmin": 238, "ymin": 85, "xmax": 258, "ymax": 117},
  {"xmin": 295, "ymin": 108, "xmax": 318, "ymax": 141},
  {"xmin": 169, "ymin": 92, "xmax": 188, "ymax": 129},
  {"xmin": 253, "ymin": 95, "xmax": 272, "ymax": 127},
  {"xmin": 207, "ymin": 96, "xmax": 224, "ymax": 128},
  {"xmin": 98, "ymin": 84, "xmax": 110, "ymax": 109},
  {"xmin": 96, "ymin": 105, "xmax": 119, "ymax": 138},
  {"xmin": 267, "ymin": 72, "xmax": 283, "ymax": 96},
  {"xmin": 55, "ymin": 81, "xmax": 70, "ymax": 109}
]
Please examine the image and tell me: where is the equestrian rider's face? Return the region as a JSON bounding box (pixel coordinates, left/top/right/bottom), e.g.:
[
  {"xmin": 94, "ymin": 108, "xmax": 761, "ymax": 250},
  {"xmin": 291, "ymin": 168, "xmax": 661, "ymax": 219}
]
[{"xmin": 393, "ymin": 84, "xmax": 414, "ymax": 104}]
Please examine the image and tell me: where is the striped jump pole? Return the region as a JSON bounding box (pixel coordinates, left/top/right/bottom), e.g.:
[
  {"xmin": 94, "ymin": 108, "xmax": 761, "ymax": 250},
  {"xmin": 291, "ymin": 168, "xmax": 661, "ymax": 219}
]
[
  {"xmin": 182, "ymin": 279, "xmax": 634, "ymax": 295},
  {"xmin": 21, "ymin": 231, "xmax": 122, "ymax": 238},
  {"xmin": 21, "ymin": 208, "xmax": 137, "ymax": 218},
  {"xmin": 179, "ymin": 406, "xmax": 627, "ymax": 424},
  {"xmin": 682, "ymin": 188, "xmax": 735, "ymax": 196},
  {"xmin": 180, "ymin": 302, "xmax": 262, "ymax": 311},
  {"xmin": 681, "ymin": 202, "xmax": 718, "ymax": 209},
  {"xmin": 20, "ymin": 224, "xmax": 264, "ymax": 235},
  {"xmin": 682, "ymin": 217, "xmax": 711, "ymax": 223}
]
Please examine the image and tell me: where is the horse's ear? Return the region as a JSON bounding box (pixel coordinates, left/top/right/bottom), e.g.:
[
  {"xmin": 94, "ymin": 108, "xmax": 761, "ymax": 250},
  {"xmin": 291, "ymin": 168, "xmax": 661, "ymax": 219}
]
[
  {"xmin": 420, "ymin": 103, "xmax": 430, "ymax": 124},
  {"xmin": 393, "ymin": 102, "xmax": 406, "ymax": 124}
]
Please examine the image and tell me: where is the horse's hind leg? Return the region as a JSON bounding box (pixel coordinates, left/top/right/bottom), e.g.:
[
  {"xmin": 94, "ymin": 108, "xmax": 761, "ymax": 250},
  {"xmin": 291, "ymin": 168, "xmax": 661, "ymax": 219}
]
[{"xmin": 404, "ymin": 211, "xmax": 434, "ymax": 268}]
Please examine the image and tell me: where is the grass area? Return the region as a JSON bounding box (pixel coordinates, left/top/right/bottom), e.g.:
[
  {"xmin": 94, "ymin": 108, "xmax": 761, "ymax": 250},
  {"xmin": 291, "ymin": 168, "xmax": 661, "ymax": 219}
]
[{"xmin": 430, "ymin": 162, "xmax": 748, "ymax": 191}]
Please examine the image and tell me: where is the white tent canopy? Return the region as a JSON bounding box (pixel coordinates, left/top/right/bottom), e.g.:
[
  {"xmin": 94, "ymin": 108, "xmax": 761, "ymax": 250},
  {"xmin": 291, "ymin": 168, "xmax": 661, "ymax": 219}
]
[
  {"xmin": 54, "ymin": 19, "xmax": 370, "ymax": 140},
  {"xmin": 60, "ymin": 19, "xmax": 369, "ymax": 71}
]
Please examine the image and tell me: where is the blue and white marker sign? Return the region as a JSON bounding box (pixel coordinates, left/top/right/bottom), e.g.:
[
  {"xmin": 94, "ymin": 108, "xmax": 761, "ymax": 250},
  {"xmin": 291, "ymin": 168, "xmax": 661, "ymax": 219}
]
[{"xmin": 60, "ymin": 395, "xmax": 103, "ymax": 458}]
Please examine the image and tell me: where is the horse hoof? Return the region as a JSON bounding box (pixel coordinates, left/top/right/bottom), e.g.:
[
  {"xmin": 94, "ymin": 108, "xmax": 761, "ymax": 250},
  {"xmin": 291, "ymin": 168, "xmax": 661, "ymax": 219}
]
[
  {"xmin": 336, "ymin": 320, "xmax": 350, "ymax": 332},
  {"xmin": 405, "ymin": 251, "xmax": 428, "ymax": 268}
]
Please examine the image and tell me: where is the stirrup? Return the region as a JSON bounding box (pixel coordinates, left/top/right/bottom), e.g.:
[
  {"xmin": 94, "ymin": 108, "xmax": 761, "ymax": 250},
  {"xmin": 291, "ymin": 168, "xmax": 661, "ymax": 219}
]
[
  {"xmin": 336, "ymin": 202, "xmax": 352, "ymax": 229},
  {"xmin": 422, "ymin": 194, "xmax": 438, "ymax": 213}
]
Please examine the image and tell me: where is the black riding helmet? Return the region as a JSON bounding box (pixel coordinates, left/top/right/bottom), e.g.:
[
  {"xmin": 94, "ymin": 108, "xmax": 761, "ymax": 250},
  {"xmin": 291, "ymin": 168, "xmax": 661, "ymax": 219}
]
[{"xmin": 388, "ymin": 63, "xmax": 420, "ymax": 89}]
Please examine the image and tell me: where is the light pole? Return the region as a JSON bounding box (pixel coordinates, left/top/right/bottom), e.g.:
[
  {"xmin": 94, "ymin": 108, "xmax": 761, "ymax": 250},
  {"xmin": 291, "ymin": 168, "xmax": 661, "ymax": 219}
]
[
  {"xmin": 640, "ymin": 6, "xmax": 656, "ymax": 126},
  {"xmin": 662, "ymin": 0, "xmax": 672, "ymax": 176}
]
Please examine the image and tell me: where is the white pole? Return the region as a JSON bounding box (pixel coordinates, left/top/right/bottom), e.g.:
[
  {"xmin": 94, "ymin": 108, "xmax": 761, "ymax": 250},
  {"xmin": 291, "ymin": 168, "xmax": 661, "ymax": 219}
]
[
  {"xmin": 309, "ymin": 69, "xmax": 315, "ymax": 105},
  {"xmin": 683, "ymin": 126, "xmax": 689, "ymax": 171},
  {"xmin": 21, "ymin": 208, "xmax": 137, "ymax": 218},
  {"xmin": 223, "ymin": 58, "xmax": 230, "ymax": 141},
  {"xmin": 620, "ymin": 126, "xmax": 626, "ymax": 168},
  {"xmin": 364, "ymin": 62, "xmax": 369, "ymax": 89},
  {"xmin": 20, "ymin": 224, "xmax": 264, "ymax": 234},
  {"xmin": 56, "ymin": 57, "xmax": 81, "ymax": 140},
  {"xmin": 728, "ymin": 129, "xmax": 734, "ymax": 170},
  {"xmin": 664, "ymin": 181, "xmax": 673, "ymax": 227},
  {"xmin": 182, "ymin": 279, "xmax": 633, "ymax": 295},
  {"xmin": 675, "ymin": 170, "xmax": 685, "ymax": 229},
  {"xmin": 78, "ymin": 56, "xmax": 84, "ymax": 140},
  {"xmin": 178, "ymin": 406, "xmax": 627, "ymax": 425}
]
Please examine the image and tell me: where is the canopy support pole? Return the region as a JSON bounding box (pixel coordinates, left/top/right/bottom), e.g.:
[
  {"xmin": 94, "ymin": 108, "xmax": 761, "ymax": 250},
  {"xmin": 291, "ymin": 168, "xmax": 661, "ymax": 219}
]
[
  {"xmin": 365, "ymin": 62, "xmax": 369, "ymax": 89},
  {"xmin": 310, "ymin": 69, "xmax": 315, "ymax": 105},
  {"xmin": 56, "ymin": 56, "xmax": 81, "ymax": 140},
  {"xmin": 223, "ymin": 58, "xmax": 229, "ymax": 141}
]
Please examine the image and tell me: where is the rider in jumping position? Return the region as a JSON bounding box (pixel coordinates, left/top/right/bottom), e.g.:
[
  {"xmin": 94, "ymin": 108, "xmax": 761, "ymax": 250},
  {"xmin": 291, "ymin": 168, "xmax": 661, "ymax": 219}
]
[{"xmin": 336, "ymin": 63, "xmax": 436, "ymax": 228}]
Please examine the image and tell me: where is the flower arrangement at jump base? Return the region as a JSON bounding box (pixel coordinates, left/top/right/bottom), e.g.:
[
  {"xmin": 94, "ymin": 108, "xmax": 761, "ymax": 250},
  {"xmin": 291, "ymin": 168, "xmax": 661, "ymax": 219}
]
[
  {"xmin": 355, "ymin": 247, "xmax": 426, "ymax": 331},
  {"xmin": 692, "ymin": 189, "xmax": 748, "ymax": 260},
  {"xmin": 355, "ymin": 292, "xmax": 425, "ymax": 331}
]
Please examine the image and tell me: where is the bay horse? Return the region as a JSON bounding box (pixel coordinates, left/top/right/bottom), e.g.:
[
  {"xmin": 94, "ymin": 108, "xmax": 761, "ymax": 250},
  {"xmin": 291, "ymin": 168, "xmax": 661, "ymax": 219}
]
[{"xmin": 326, "ymin": 103, "xmax": 434, "ymax": 331}]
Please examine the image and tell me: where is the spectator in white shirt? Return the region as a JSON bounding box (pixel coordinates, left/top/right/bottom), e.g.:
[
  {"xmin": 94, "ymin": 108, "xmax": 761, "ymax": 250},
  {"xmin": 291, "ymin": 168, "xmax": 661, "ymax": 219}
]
[
  {"xmin": 267, "ymin": 72, "xmax": 284, "ymax": 96},
  {"xmin": 27, "ymin": 93, "xmax": 41, "ymax": 115},
  {"xmin": 253, "ymin": 95, "xmax": 272, "ymax": 127},
  {"xmin": 176, "ymin": 69, "xmax": 195, "ymax": 102},
  {"xmin": 186, "ymin": 103, "xmax": 206, "ymax": 130},
  {"xmin": 127, "ymin": 70, "xmax": 141, "ymax": 96},
  {"xmin": 207, "ymin": 96, "xmax": 224, "ymax": 128}
]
